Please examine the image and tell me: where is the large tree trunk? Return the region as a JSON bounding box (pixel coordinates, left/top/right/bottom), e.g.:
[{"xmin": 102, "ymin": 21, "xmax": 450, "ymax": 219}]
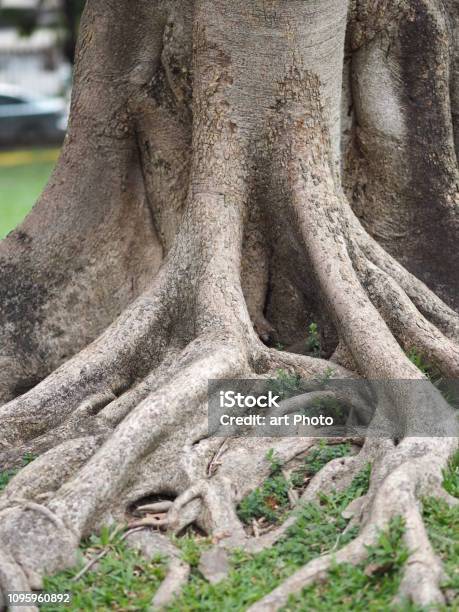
[{"xmin": 0, "ymin": 1, "xmax": 458, "ymax": 609}]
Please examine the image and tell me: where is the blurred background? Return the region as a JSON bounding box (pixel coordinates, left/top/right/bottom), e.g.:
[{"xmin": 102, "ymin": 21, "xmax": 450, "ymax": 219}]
[{"xmin": 0, "ymin": 0, "xmax": 84, "ymax": 237}]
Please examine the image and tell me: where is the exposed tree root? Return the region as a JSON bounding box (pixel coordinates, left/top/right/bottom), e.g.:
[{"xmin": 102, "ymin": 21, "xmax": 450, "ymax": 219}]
[
  {"xmin": 0, "ymin": 550, "xmax": 35, "ymax": 611},
  {"xmin": 248, "ymin": 436, "xmax": 457, "ymax": 611},
  {"xmin": 0, "ymin": 322, "xmax": 456, "ymax": 610},
  {"xmin": 125, "ymin": 530, "xmax": 190, "ymax": 609},
  {"xmin": 358, "ymin": 258, "xmax": 459, "ymax": 378},
  {"xmin": 350, "ymin": 213, "xmax": 459, "ymax": 343}
]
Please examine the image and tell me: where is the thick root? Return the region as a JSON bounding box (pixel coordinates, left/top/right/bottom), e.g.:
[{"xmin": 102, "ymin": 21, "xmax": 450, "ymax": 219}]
[
  {"xmin": 125, "ymin": 530, "xmax": 190, "ymax": 610},
  {"xmin": 248, "ymin": 532, "xmax": 375, "ymax": 612},
  {"xmin": 0, "ymin": 338, "xmax": 250, "ymax": 606},
  {"xmin": 248, "ymin": 436, "xmax": 458, "ymax": 611},
  {"xmin": 349, "ymin": 209, "xmax": 459, "ymax": 343},
  {"xmin": 259, "ymin": 348, "xmax": 356, "ymax": 380},
  {"xmin": 0, "ymin": 281, "xmax": 174, "ymax": 451},
  {"xmin": 0, "ymin": 504, "xmax": 78, "ymax": 598},
  {"xmin": 358, "ymin": 257, "xmax": 459, "ymax": 378}
]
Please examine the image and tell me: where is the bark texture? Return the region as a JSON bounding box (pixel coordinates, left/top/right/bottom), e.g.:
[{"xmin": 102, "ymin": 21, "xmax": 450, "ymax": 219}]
[{"xmin": 0, "ymin": 0, "xmax": 458, "ymax": 610}]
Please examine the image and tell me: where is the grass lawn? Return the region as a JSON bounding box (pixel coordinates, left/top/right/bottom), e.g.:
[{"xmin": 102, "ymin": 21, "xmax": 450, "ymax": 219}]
[{"xmin": 0, "ymin": 148, "xmax": 59, "ymax": 239}]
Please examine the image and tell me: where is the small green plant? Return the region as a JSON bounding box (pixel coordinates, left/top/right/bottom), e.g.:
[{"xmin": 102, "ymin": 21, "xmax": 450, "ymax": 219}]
[
  {"xmin": 407, "ymin": 348, "xmax": 441, "ymax": 382},
  {"xmin": 237, "ymin": 474, "xmax": 291, "ymax": 525},
  {"xmin": 318, "ymin": 366, "xmax": 334, "ymax": 383},
  {"xmin": 365, "ymin": 516, "xmax": 408, "ymax": 571},
  {"xmin": 291, "ymin": 445, "xmax": 369, "ymax": 497},
  {"xmin": 307, "ymin": 395, "xmax": 348, "ymax": 424},
  {"xmin": 0, "ymin": 453, "xmax": 36, "ymax": 492},
  {"xmin": 423, "ymin": 495, "xmax": 459, "ymax": 596},
  {"xmin": 306, "ymin": 322, "xmax": 321, "ymax": 357},
  {"xmin": 173, "ymin": 534, "xmax": 211, "ymax": 567},
  {"xmin": 302, "ymin": 442, "xmax": 351, "ymax": 476},
  {"xmin": 266, "ymin": 448, "xmax": 283, "ymax": 474},
  {"xmin": 269, "ymin": 369, "xmax": 302, "ymax": 400},
  {"xmin": 442, "ymin": 449, "xmax": 459, "ymax": 499}
]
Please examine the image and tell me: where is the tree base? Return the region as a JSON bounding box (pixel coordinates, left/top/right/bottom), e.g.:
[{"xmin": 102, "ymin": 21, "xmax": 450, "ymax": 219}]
[{"xmin": 0, "ymin": 1, "xmax": 458, "ymax": 608}]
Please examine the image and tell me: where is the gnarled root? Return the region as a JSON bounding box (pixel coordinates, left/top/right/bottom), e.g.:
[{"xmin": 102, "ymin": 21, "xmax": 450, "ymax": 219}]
[{"xmin": 249, "ymin": 436, "xmax": 458, "ymax": 611}]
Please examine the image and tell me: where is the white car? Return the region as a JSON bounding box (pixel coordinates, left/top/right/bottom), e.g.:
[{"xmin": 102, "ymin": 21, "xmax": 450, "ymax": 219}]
[{"xmin": 0, "ymin": 83, "xmax": 67, "ymax": 146}]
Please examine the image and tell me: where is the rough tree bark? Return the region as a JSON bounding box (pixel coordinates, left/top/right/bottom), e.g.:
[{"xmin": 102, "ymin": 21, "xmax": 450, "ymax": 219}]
[{"xmin": 0, "ymin": 0, "xmax": 458, "ymax": 610}]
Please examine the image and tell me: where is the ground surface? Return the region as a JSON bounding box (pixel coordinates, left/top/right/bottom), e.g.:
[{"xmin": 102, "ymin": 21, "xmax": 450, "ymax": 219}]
[
  {"xmin": 1, "ymin": 444, "xmax": 457, "ymax": 611},
  {"xmin": 0, "ymin": 148, "xmax": 59, "ymax": 238}
]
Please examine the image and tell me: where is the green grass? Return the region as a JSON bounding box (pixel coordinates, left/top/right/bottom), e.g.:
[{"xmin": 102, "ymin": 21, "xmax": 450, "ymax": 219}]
[
  {"xmin": 165, "ymin": 466, "xmax": 372, "ymax": 612},
  {"xmin": 0, "ymin": 452, "xmax": 36, "ymax": 492},
  {"xmin": 237, "ymin": 469, "xmax": 292, "ymax": 525},
  {"xmin": 0, "ymin": 154, "xmax": 56, "ymax": 238},
  {"xmin": 0, "ymin": 448, "xmax": 457, "ymax": 611},
  {"xmin": 284, "ymin": 517, "xmax": 410, "ymax": 612},
  {"xmin": 43, "ymin": 526, "xmax": 167, "ymax": 612},
  {"xmin": 443, "ymin": 449, "xmax": 459, "ymax": 499},
  {"xmin": 423, "ymin": 497, "xmax": 459, "ymax": 600},
  {"xmin": 237, "ymin": 444, "xmax": 353, "ymax": 526}
]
